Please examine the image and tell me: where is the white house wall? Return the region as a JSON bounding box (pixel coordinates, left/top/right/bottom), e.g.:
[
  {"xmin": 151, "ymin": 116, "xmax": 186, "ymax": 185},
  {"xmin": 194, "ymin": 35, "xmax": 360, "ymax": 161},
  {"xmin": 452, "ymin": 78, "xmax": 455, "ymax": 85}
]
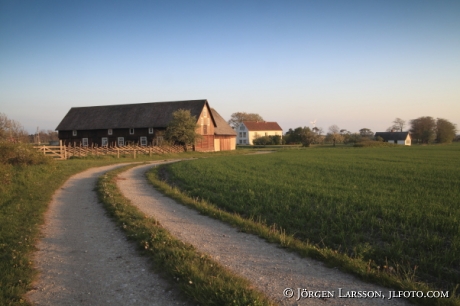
[
  {"xmin": 248, "ymin": 130, "xmax": 282, "ymax": 145},
  {"xmin": 236, "ymin": 123, "xmax": 282, "ymax": 145}
]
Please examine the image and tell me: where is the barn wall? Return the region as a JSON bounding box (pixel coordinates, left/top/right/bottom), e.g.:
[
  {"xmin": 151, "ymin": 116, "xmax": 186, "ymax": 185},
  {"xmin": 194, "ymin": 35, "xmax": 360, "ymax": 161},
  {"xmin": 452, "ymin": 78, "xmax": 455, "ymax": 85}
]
[
  {"xmin": 214, "ymin": 135, "xmax": 236, "ymax": 151},
  {"xmin": 214, "ymin": 138, "xmax": 221, "ymax": 151},
  {"xmin": 59, "ymin": 128, "xmax": 165, "ymax": 147},
  {"xmin": 196, "ymin": 105, "xmax": 215, "ymax": 136},
  {"xmin": 195, "ymin": 135, "xmax": 215, "ymax": 151}
]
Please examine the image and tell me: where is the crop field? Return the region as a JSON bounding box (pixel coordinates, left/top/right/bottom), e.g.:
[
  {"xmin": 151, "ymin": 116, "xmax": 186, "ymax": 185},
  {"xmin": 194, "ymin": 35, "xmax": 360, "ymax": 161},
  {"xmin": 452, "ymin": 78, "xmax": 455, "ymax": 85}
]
[{"xmin": 160, "ymin": 144, "xmax": 460, "ymax": 294}]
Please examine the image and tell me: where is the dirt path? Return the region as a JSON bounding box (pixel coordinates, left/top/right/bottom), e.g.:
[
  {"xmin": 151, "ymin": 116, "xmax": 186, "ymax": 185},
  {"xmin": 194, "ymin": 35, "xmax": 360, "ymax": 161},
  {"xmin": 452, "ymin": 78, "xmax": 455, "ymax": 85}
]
[
  {"xmin": 117, "ymin": 163, "xmax": 410, "ymax": 306},
  {"xmin": 26, "ymin": 163, "xmax": 190, "ymax": 306}
]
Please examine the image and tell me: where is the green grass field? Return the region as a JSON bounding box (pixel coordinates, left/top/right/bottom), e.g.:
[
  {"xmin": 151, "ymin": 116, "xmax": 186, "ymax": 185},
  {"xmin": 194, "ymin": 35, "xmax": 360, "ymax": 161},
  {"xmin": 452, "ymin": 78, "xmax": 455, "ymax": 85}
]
[{"xmin": 159, "ymin": 144, "xmax": 460, "ymax": 296}]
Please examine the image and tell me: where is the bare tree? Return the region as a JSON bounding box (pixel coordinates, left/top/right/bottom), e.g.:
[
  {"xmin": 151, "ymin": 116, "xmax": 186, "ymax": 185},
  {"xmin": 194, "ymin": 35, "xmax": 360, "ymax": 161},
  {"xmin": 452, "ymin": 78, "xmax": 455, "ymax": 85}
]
[
  {"xmin": 392, "ymin": 118, "xmax": 406, "ymax": 132},
  {"xmin": 0, "ymin": 112, "xmax": 28, "ymax": 142},
  {"xmin": 327, "ymin": 125, "xmax": 343, "ymax": 146}
]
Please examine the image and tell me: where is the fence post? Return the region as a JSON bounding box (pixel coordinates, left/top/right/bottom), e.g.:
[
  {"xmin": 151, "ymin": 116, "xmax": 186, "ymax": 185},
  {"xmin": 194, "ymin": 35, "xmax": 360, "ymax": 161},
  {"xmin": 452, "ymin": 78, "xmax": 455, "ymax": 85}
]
[{"xmin": 117, "ymin": 148, "xmax": 119, "ymax": 158}]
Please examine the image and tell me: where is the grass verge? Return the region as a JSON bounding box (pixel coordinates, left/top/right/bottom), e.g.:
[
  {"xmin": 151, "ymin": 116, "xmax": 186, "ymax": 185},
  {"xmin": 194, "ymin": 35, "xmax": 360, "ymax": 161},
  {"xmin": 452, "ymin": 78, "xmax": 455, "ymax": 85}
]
[{"xmin": 96, "ymin": 163, "xmax": 274, "ymax": 306}]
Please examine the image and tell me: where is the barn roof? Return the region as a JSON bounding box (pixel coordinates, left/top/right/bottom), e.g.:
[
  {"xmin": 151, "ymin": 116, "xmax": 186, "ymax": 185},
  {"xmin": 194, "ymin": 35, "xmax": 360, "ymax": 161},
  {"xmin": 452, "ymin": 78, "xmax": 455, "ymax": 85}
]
[
  {"xmin": 56, "ymin": 100, "xmax": 213, "ymax": 130},
  {"xmin": 375, "ymin": 132, "xmax": 410, "ymax": 141},
  {"xmin": 243, "ymin": 121, "xmax": 282, "ymax": 131},
  {"xmin": 211, "ymin": 108, "xmax": 236, "ymax": 136}
]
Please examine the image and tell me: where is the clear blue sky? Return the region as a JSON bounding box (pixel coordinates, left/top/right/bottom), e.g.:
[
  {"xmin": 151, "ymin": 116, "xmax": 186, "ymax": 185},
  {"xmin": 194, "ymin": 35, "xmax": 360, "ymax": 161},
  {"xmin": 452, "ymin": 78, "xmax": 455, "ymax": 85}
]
[{"xmin": 1, "ymin": 0, "xmax": 459, "ymax": 134}]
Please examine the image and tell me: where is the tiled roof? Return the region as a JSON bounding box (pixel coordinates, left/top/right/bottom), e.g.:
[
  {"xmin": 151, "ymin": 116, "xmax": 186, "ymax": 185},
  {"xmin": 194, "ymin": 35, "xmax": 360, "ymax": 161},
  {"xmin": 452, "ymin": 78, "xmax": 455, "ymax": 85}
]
[
  {"xmin": 243, "ymin": 121, "xmax": 282, "ymax": 131},
  {"xmin": 56, "ymin": 100, "xmax": 211, "ymax": 130}
]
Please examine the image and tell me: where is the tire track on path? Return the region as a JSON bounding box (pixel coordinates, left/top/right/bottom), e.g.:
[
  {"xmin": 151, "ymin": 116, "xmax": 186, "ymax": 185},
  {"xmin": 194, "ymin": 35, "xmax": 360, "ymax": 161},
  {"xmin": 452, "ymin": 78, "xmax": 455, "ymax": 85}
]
[
  {"xmin": 117, "ymin": 163, "xmax": 410, "ymax": 306},
  {"xmin": 26, "ymin": 163, "xmax": 190, "ymax": 306}
]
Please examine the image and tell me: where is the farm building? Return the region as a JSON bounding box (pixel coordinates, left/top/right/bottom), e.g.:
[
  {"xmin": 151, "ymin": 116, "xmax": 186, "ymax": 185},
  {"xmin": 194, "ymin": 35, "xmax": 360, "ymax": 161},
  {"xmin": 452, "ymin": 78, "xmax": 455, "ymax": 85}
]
[
  {"xmin": 211, "ymin": 108, "xmax": 237, "ymax": 151},
  {"xmin": 374, "ymin": 132, "xmax": 411, "ymax": 146},
  {"xmin": 237, "ymin": 121, "xmax": 283, "ymax": 145},
  {"xmin": 56, "ymin": 99, "xmax": 236, "ymax": 151}
]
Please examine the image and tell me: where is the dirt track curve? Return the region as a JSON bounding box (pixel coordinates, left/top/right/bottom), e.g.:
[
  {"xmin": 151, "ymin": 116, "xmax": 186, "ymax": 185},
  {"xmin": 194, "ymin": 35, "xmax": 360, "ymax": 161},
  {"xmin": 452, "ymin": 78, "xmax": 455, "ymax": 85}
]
[
  {"xmin": 26, "ymin": 163, "xmax": 190, "ymax": 306},
  {"xmin": 27, "ymin": 160, "xmax": 410, "ymax": 305}
]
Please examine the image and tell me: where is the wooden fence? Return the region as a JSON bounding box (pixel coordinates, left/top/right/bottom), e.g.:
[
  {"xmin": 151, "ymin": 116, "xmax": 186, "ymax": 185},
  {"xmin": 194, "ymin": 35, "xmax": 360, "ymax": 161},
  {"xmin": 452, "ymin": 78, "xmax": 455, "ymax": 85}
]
[{"xmin": 34, "ymin": 141, "xmax": 188, "ymax": 160}]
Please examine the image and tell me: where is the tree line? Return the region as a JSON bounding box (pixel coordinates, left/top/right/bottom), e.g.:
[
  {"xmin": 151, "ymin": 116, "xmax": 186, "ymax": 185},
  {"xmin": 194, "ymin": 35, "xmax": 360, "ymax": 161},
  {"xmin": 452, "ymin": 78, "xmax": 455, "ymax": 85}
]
[
  {"xmin": 0, "ymin": 113, "xmax": 59, "ymax": 144},
  {"xmin": 284, "ymin": 117, "xmax": 457, "ymax": 146},
  {"xmin": 229, "ymin": 113, "xmax": 457, "ymax": 146}
]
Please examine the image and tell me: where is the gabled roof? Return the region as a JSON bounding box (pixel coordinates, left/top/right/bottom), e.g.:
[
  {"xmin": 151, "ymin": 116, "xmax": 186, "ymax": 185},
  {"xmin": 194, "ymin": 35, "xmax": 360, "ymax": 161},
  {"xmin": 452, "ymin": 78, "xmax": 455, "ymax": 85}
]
[
  {"xmin": 211, "ymin": 108, "xmax": 236, "ymax": 136},
  {"xmin": 375, "ymin": 132, "xmax": 410, "ymax": 141},
  {"xmin": 56, "ymin": 100, "xmax": 214, "ymax": 130},
  {"xmin": 242, "ymin": 121, "xmax": 282, "ymax": 131}
]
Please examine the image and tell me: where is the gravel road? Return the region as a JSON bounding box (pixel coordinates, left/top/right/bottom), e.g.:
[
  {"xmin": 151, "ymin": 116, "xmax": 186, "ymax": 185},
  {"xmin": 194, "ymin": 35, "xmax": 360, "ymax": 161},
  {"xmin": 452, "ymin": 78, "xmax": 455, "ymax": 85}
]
[
  {"xmin": 26, "ymin": 163, "xmax": 190, "ymax": 306},
  {"xmin": 117, "ymin": 163, "xmax": 410, "ymax": 306}
]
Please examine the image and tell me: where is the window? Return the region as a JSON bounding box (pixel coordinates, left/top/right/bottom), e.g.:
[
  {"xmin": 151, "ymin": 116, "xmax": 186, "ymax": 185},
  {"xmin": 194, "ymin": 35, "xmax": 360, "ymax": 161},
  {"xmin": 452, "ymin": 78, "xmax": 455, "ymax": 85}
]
[
  {"xmin": 117, "ymin": 137, "xmax": 124, "ymax": 147},
  {"xmin": 129, "ymin": 128, "xmax": 134, "ymax": 135},
  {"xmin": 148, "ymin": 127, "xmax": 154, "ymax": 134},
  {"xmin": 140, "ymin": 136, "xmax": 147, "ymax": 146},
  {"xmin": 239, "ymin": 132, "xmax": 242, "ymax": 137},
  {"xmin": 239, "ymin": 139, "xmax": 242, "ymax": 144},
  {"xmin": 108, "ymin": 129, "xmax": 113, "ymax": 135},
  {"xmin": 243, "ymin": 132, "xmax": 246, "ymax": 137},
  {"xmin": 82, "ymin": 138, "xmax": 88, "ymax": 146},
  {"xmin": 101, "ymin": 137, "xmax": 108, "ymax": 147},
  {"xmin": 240, "ymin": 125, "xmax": 244, "ymax": 130},
  {"xmin": 243, "ymin": 139, "xmax": 247, "ymax": 144},
  {"xmin": 72, "ymin": 130, "xmax": 77, "ymax": 136}
]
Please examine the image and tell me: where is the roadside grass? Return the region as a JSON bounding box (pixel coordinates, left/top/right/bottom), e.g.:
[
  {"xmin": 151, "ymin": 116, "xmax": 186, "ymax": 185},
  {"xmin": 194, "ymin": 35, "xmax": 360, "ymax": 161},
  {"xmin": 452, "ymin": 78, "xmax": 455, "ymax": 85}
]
[
  {"xmin": 148, "ymin": 144, "xmax": 460, "ymax": 305},
  {"xmin": 96, "ymin": 164, "xmax": 274, "ymax": 306},
  {"xmin": 0, "ymin": 149, "xmax": 249, "ymax": 306}
]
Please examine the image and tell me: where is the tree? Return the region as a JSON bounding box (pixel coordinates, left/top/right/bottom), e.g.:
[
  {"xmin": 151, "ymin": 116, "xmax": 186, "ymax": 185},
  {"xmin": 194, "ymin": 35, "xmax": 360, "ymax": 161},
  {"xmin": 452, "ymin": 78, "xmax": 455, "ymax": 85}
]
[
  {"xmin": 228, "ymin": 112, "xmax": 264, "ymax": 129},
  {"xmin": 327, "ymin": 125, "xmax": 344, "ymax": 146},
  {"xmin": 165, "ymin": 109, "xmax": 199, "ymax": 151},
  {"xmin": 345, "ymin": 133, "xmax": 362, "ymax": 144},
  {"xmin": 392, "ymin": 118, "xmax": 406, "ymax": 132},
  {"xmin": 359, "ymin": 128, "xmax": 373, "ymax": 138},
  {"xmin": 436, "ymin": 118, "xmax": 457, "ymax": 143},
  {"xmin": 284, "ymin": 127, "xmax": 303, "ymax": 144},
  {"xmin": 34, "ymin": 129, "xmax": 59, "ymax": 144},
  {"xmin": 410, "ymin": 116, "xmax": 436, "ymax": 144},
  {"xmin": 0, "ymin": 112, "xmax": 28, "ymax": 142},
  {"xmin": 300, "ymin": 127, "xmax": 317, "ymax": 147}
]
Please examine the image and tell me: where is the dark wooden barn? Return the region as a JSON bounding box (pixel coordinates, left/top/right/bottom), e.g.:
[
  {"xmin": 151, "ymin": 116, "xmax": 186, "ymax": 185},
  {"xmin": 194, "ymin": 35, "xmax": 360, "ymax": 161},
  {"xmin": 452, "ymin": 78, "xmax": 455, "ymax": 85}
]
[{"xmin": 55, "ymin": 99, "xmax": 236, "ymax": 151}]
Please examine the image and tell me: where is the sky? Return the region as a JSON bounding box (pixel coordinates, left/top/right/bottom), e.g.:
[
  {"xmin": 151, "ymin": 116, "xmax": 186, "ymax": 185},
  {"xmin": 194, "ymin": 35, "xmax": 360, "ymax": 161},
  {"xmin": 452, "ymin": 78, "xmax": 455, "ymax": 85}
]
[{"xmin": 1, "ymin": 0, "xmax": 459, "ymax": 134}]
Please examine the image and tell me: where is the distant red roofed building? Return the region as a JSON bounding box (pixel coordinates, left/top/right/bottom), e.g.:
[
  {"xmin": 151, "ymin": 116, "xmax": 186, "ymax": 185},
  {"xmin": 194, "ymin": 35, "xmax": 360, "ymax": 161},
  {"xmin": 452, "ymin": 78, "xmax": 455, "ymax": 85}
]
[{"xmin": 237, "ymin": 121, "xmax": 283, "ymax": 145}]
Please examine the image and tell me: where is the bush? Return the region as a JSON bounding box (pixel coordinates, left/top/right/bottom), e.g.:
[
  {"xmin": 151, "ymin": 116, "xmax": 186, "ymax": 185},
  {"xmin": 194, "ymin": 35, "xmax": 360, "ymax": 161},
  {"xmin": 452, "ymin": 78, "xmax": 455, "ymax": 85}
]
[
  {"xmin": 353, "ymin": 141, "xmax": 398, "ymax": 148},
  {"xmin": 0, "ymin": 142, "xmax": 52, "ymax": 165},
  {"xmin": 253, "ymin": 135, "xmax": 282, "ymax": 145},
  {"xmin": 0, "ymin": 163, "xmax": 13, "ymax": 193}
]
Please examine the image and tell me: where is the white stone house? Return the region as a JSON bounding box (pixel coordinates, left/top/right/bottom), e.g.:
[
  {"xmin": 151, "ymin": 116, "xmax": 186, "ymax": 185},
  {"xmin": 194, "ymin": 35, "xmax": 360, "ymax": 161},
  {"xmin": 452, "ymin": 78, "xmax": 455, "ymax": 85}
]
[
  {"xmin": 236, "ymin": 121, "xmax": 283, "ymax": 145},
  {"xmin": 374, "ymin": 132, "xmax": 411, "ymax": 146}
]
